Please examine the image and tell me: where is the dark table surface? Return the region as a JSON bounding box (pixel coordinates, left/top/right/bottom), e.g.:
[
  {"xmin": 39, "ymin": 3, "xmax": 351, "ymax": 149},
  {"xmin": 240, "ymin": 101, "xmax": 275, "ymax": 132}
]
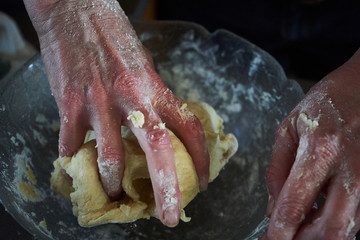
[{"xmin": 1, "ymin": 203, "xmax": 34, "ymax": 239}]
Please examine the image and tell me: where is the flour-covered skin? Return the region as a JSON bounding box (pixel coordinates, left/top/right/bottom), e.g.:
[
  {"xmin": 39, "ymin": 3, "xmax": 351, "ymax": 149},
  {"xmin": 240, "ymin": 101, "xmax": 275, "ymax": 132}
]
[
  {"xmin": 23, "ymin": 0, "xmax": 210, "ymax": 226},
  {"xmin": 263, "ymin": 49, "xmax": 360, "ymax": 239}
]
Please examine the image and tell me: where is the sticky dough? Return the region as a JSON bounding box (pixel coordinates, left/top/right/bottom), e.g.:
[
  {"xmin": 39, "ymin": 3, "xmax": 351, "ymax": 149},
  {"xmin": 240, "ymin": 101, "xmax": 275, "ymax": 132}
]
[{"xmin": 50, "ymin": 102, "xmax": 238, "ymax": 227}]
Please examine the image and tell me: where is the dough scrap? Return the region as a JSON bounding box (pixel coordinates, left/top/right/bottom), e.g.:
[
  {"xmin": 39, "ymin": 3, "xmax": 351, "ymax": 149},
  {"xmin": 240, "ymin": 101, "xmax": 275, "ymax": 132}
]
[{"xmin": 50, "ymin": 102, "xmax": 238, "ymax": 227}]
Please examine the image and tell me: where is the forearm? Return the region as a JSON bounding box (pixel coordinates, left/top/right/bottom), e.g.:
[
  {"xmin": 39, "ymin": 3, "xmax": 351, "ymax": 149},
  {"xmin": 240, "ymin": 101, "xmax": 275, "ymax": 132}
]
[
  {"xmin": 23, "ymin": 0, "xmax": 127, "ymax": 29},
  {"xmin": 23, "ymin": 0, "xmax": 152, "ymax": 92},
  {"xmin": 23, "ymin": 0, "xmax": 141, "ymax": 52}
]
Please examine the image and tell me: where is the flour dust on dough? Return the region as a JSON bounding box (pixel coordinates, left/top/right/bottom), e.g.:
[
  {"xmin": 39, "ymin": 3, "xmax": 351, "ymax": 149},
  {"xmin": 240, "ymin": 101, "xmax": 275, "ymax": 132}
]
[{"xmin": 50, "ymin": 102, "xmax": 238, "ymax": 227}]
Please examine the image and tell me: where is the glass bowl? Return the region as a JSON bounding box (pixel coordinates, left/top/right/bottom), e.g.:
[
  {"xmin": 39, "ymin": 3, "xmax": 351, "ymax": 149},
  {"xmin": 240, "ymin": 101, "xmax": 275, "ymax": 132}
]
[{"xmin": 0, "ymin": 19, "xmax": 303, "ymax": 240}]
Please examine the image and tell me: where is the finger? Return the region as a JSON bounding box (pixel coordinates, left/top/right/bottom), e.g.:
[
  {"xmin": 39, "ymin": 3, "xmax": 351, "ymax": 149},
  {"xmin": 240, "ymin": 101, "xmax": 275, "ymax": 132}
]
[
  {"xmin": 125, "ymin": 108, "xmax": 181, "ymax": 227},
  {"xmin": 266, "ymin": 134, "xmax": 338, "ymax": 239},
  {"xmin": 299, "ymin": 202, "xmax": 319, "ymax": 227},
  {"xmin": 295, "ymin": 174, "xmax": 360, "ymax": 240},
  {"xmin": 92, "ymin": 111, "xmax": 124, "ymax": 200},
  {"xmin": 347, "ymin": 200, "xmax": 360, "ymax": 238},
  {"xmin": 58, "ymin": 109, "xmax": 88, "ymax": 157},
  {"xmin": 157, "ymin": 96, "xmax": 210, "ymax": 191},
  {"xmin": 265, "ymin": 116, "xmax": 299, "ymax": 216}
]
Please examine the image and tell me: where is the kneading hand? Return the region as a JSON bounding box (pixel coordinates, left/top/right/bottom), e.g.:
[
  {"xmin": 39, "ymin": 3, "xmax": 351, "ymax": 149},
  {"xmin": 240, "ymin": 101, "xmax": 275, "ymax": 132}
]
[
  {"xmin": 24, "ymin": 0, "xmax": 210, "ymax": 226},
  {"xmin": 264, "ymin": 49, "xmax": 360, "ymax": 239}
]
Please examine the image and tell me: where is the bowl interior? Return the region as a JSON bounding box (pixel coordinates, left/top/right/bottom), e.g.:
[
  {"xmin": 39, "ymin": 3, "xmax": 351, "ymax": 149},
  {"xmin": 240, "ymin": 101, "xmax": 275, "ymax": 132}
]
[{"xmin": 0, "ymin": 19, "xmax": 303, "ymax": 240}]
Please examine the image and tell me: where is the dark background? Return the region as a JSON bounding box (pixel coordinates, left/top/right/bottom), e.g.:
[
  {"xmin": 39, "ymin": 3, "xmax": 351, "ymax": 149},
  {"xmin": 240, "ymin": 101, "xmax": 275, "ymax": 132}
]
[
  {"xmin": 3, "ymin": 0, "xmax": 360, "ymax": 80},
  {"xmin": 156, "ymin": 0, "xmax": 360, "ymax": 81}
]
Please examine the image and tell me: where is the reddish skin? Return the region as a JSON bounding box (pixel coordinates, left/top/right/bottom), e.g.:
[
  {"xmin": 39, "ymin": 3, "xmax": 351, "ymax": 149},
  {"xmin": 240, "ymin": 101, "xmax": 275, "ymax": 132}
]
[
  {"xmin": 262, "ymin": 49, "xmax": 360, "ymax": 240},
  {"xmin": 23, "ymin": 0, "xmax": 210, "ymax": 227}
]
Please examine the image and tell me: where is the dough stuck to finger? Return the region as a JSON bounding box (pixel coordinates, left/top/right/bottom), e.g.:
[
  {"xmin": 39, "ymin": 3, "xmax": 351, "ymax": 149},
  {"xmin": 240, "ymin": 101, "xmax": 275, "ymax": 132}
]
[{"xmin": 50, "ymin": 102, "xmax": 238, "ymax": 227}]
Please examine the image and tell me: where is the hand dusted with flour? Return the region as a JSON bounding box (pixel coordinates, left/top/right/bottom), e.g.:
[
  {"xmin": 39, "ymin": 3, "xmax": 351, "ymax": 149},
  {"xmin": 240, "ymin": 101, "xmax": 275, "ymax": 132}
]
[
  {"xmin": 50, "ymin": 102, "xmax": 238, "ymax": 227},
  {"xmin": 264, "ymin": 49, "xmax": 360, "ymax": 240},
  {"xmin": 23, "ymin": 0, "xmax": 209, "ymax": 226}
]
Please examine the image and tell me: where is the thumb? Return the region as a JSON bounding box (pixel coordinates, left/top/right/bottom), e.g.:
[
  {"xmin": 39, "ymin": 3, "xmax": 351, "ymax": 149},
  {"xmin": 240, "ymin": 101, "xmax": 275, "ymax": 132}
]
[{"xmin": 265, "ymin": 116, "xmax": 298, "ymax": 216}]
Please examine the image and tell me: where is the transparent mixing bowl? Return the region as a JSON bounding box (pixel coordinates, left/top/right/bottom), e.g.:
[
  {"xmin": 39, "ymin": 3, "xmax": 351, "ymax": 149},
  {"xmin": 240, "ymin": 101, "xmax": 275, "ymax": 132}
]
[{"xmin": 0, "ymin": 19, "xmax": 303, "ymax": 239}]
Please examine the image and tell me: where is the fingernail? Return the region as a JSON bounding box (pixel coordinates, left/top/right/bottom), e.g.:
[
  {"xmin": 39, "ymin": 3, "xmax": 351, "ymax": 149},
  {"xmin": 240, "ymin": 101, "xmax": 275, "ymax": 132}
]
[
  {"xmin": 266, "ymin": 195, "xmax": 275, "ymax": 217},
  {"xmin": 163, "ymin": 207, "xmax": 180, "ymax": 227}
]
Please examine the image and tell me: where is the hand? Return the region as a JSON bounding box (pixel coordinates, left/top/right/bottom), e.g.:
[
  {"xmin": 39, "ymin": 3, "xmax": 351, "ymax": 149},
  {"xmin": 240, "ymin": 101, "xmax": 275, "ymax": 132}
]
[
  {"xmin": 24, "ymin": 0, "xmax": 210, "ymax": 226},
  {"xmin": 263, "ymin": 49, "xmax": 360, "ymax": 239}
]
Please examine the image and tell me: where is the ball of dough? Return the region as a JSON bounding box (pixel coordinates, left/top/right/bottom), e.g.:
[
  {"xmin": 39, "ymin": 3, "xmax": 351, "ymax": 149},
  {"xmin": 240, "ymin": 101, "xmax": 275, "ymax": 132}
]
[{"xmin": 50, "ymin": 102, "xmax": 238, "ymax": 227}]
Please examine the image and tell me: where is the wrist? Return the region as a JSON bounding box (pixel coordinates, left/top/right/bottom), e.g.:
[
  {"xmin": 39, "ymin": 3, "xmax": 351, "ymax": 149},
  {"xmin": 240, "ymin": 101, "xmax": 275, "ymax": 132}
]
[{"xmin": 319, "ymin": 48, "xmax": 360, "ymax": 96}]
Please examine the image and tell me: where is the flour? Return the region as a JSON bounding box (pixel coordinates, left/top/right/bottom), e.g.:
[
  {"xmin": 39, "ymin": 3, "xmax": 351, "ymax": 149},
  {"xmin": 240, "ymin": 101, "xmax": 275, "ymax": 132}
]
[
  {"xmin": 157, "ymin": 50, "xmax": 279, "ymax": 124},
  {"xmin": 328, "ymin": 98, "xmax": 335, "ymax": 109},
  {"xmin": 176, "ymin": 103, "xmax": 194, "ymax": 122},
  {"xmin": 15, "ymin": 133, "xmax": 26, "ymax": 145},
  {"xmin": 97, "ymin": 156, "xmax": 122, "ymax": 195},
  {"xmin": 35, "ymin": 114, "xmax": 60, "ymax": 132},
  {"xmin": 127, "ymin": 110, "xmax": 145, "ymax": 128},
  {"xmin": 346, "ymin": 218, "xmax": 355, "ymax": 236},
  {"xmin": 157, "ymin": 169, "xmax": 178, "ymax": 212},
  {"xmin": 296, "ymin": 135, "xmax": 309, "ymax": 161},
  {"xmin": 155, "ymin": 32, "xmax": 263, "ymax": 123},
  {"xmin": 299, "ymin": 113, "xmax": 319, "ymax": 131},
  {"xmin": 153, "ymin": 123, "xmax": 166, "ymax": 130},
  {"xmin": 9, "ymin": 146, "xmax": 44, "ymax": 202},
  {"xmin": 63, "ymin": 115, "xmax": 69, "ymax": 124},
  {"xmin": 279, "ymin": 127, "xmax": 287, "ymax": 137},
  {"xmin": 248, "ymin": 53, "xmax": 263, "ymax": 77},
  {"xmin": 180, "ymin": 103, "xmax": 187, "ymax": 111},
  {"xmin": 274, "ymin": 220, "xmax": 285, "ymax": 229},
  {"xmin": 32, "ymin": 129, "xmax": 48, "ymax": 146},
  {"xmin": 10, "ymin": 136, "xmax": 18, "ymax": 146},
  {"xmin": 226, "ymin": 103, "xmax": 242, "ymax": 112},
  {"xmin": 39, "ymin": 219, "xmax": 52, "ymax": 235}
]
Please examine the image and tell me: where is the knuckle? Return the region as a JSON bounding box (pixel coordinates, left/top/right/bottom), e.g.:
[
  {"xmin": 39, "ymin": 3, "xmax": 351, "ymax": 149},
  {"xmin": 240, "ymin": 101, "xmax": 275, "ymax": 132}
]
[
  {"xmin": 99, "ymin": 147, "xmax": 123, "ymax": 161},
  {"xmin": 113, "ymin": 74, "xmax": 147, "ymax": 100},
  {"xmin": 115, "ymin": 76, "xmax": 135, "ymax": 93},
  {"xmin": 146, "ymin": 129, "xmax": 172, "ymax": 151},
  {"xmin": 314, "ymin": 135, "xmax": 341, "ymax": 162},
  {"xmin": 276, "ymin": 196, "xmax": 305, "ymax": 225},
  {"xmin": 313, "ymin": 134, "xmax": 341, "ymax": 173}
]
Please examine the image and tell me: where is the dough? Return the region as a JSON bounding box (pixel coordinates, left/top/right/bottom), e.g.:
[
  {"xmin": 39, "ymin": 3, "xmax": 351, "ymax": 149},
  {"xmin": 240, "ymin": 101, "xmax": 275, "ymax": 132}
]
[{"xmin": 50, "ymin": 102, "xmax": 238, "ymax": 227}]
